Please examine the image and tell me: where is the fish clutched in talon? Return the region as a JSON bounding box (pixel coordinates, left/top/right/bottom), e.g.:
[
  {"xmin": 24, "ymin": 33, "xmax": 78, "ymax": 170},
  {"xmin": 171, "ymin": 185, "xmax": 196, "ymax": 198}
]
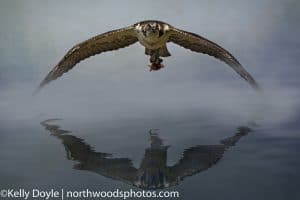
[
  {"xmin": 149, "ymin": 58, "xmax": 164, "ymax": 71},
  {"xmin": 149, "ymin": 62, "xmax": 164, "ymax": 71},
  {"xmin": 148, "ymin": 50, "xmax": 164, "ymax": 71},
  {"xmin": 36, "ymin": 20, "xmax": 260, "ymax": 94}
]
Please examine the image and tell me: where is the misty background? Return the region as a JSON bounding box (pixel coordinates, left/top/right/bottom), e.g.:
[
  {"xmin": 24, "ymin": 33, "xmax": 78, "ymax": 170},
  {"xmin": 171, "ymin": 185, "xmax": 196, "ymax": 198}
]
[
  {"xmin": 0, "ymin": 0, "xmax": 299, "ymax": 126},
  {"xmin": 0, "ymin": 0, "xmax": 299, "ymax": 125},
  {"xmin": 0, "ymin": 0, "xmax": 300, "ymax": 199}
]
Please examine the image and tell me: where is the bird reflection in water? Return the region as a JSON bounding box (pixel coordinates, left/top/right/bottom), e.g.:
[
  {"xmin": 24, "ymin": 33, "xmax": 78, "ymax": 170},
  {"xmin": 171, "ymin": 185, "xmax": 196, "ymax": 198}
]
[{"xmin": 41, "ymin": 119, "xmax": 251, "ymax": 189}]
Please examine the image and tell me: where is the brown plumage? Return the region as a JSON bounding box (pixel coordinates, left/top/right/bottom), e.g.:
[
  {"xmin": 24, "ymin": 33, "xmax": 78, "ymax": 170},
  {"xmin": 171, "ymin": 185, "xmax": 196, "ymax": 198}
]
[{"xmin": 36, "ymin": 20, "xmax": 259, "ymax": 93}]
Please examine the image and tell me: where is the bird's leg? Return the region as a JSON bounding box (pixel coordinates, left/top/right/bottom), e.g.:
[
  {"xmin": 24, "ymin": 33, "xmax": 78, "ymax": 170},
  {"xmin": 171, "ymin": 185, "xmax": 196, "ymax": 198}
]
[{"xmin": 149, "ymin": 50, "xmax": 164, "ymax": 71}]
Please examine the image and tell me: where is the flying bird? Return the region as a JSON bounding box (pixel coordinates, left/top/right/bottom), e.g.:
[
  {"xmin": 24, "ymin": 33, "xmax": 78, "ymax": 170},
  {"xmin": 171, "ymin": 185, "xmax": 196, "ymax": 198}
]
[
  {"xmin": 41, "ymin": 119, "xmax": 251, "ymax": 189},
  {"xmin": 37, "ymin": 20, "xmax": 259, "ymax": 92}
]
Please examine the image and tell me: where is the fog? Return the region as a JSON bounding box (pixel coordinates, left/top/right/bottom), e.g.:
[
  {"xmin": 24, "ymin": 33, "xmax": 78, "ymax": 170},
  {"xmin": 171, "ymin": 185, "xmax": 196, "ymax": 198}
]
[{"xmin": 0, "ymin": 0, "xmax": 300, "ymax": 135}]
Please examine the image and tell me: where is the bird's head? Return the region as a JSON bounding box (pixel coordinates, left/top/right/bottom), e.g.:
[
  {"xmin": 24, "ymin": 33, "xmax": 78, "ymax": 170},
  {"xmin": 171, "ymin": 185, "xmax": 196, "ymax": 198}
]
[{"xmin": 141, "ymin": 22, "xmax": 163, "ymax": 38}]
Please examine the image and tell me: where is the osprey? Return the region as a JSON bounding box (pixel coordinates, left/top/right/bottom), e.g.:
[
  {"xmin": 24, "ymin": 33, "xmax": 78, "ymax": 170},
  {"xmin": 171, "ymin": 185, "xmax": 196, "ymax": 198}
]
[
  {"xmin": 37, "ymin": 20, "xmax": 259, "ymax": 91},
  {"xmin": 41, "ymin": 119, "xmax": 251, "ymax": 189}
]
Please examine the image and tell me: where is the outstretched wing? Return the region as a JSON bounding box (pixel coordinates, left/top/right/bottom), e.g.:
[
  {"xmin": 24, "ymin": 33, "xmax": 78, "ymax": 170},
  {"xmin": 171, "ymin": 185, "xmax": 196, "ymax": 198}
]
[
  {"xmin": 41, "ymin": 119, "xmax": 138, "ymax": 184},
  {"xmin": 36, "ymin": 26, "xmax": 138, "ymax": 91},
  {"xmin": 169, "ymin": 145, "xmax": 226, "ymax": 181},
  {"xmin": 169, "ymin": 126, "xmax": 250, "ymax": 183},
  {"xmin": 168, "ymin": 27, "xmax": 259, "ymax": 89}
]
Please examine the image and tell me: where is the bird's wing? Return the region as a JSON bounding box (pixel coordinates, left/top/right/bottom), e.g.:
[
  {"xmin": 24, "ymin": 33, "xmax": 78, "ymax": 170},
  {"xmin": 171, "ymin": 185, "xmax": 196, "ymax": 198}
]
[
  {"xmin": 37, "ymin": 26, "xmax": 138, "ymax": 91},
  {"xmin": 169, "ymin": 145, "xmax": 226, "ymax": 181},
  {"xmin": 169, "ymin": 126, "xmax": 250, "ymax": 182},
  {"xmin": 168, "ymin": 27, "xmax": 259, "ymax": 89},
  {"xmin": 41, "ymin": 120, "xmax": 138, "ymax": 184}
]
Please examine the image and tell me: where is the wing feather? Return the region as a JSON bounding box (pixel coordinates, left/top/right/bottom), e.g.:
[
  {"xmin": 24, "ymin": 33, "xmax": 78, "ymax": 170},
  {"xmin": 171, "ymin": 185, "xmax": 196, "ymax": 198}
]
[
  {"xmin": 37, "ymin": 26, "xmax": 138, "ymax": 91},
  {"xmin": 169, "ymin": 27, "xmax": 259, "ymax": 89}
]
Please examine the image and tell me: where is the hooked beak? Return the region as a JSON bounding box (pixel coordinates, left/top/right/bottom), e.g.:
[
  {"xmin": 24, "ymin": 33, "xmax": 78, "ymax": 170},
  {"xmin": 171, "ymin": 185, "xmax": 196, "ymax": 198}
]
[{"xmin": 151, "ymin": 28, "xmax": 156, "ymax": 33}]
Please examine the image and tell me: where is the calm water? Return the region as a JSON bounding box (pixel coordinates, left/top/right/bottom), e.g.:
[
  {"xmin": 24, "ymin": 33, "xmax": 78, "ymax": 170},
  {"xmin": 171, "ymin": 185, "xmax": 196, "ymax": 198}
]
[
  {"xmin": 1, "ymin": 112, "xmax": 300, "ymax": 199},
  {"xmin": 1, "ymin": 0, "xmax": 300, "ymax": 199}
]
